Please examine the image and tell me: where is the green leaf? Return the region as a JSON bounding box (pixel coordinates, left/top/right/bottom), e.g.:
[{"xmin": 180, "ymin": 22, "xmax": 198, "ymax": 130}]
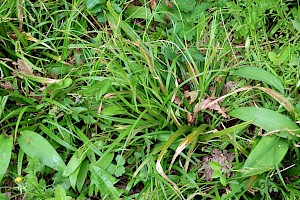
[
  {"xmin": 76, "ymin": 159, "xmax": 89, "ymax": 192},
  {"xmin": 58, "ymin": 78, "xmax": 73, "ymax": 89},
  {"xmin": 101, "ymin": 105, "xmax": 127, "ymax": 116},
  {"xmin": 46, "ymin": 185, "xmax": 72, "ymax": 200},
  {"xmin": 175, "ymin": 22, "xmax": 196, "ymax": 41},
  {"xmin": 114, "ymin": 165, "xmax": 125, "ymax": 177},
  {"xmin": 220, "ymin": 174, "xmax": 227, "ymax": 186},
  {"xmin": 86, "ymin": 0, "xmax": 106, "ymax": 11},
  {"xmin": 175, "ymin": 0, "xmax": 196, "ymax": 12},
  {"xmin": 291, "ymin": 19, "xmax": 300, "ymax": 31},
  {"xmin": 116, "ymin": 155, "xmax": 125, "ymax": 166},
  {"xmin": 18, "ymin": 130, "xmax": 66, "ymax": 171},
  {"xmin": 268, "ymin": 52, "xmax": 277, "ymax": 62},
  {"xmin": 0, "ymin": 135, "xmax": 13, "ymax": 182},
  {"xmin": 125, "ymin": 6, "xmax": 165, "ymax": 23},
  {"xmin": 63, "ymin": 151, "xmax": 86, "ymax": 177},
  {"xmin": 209, "ymin": 161, "xmax": 221, "ymax": 172},
  {"xmin": 230, "ymin": 66, "xmax": 284, "ymax": 94},
  {"xmin": 69, "ymin": 165, "xmax": 80, "ymax": 190},
  {"xmin": 114, "ymin": 154, "xmax": 126, "ymax": 177},
  {"xmin": 241, "ymin": 136, "xmax": 289, "ymax": 176},
  {"xmin": 211, "ymin": 171, "xmax": 221, "ymax": 178},
  {"xmin": 229, "ymin": 107, "xmax": 299, "ymax": 139},
  {"xmin": 90, "ymin": 166, "xmax": 122, "ymax": 199}
]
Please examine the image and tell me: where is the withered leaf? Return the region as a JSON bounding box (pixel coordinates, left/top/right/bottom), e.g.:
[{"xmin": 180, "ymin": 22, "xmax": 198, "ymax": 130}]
[
  {"xmin": 222, "ymin": 81, "xmax": 236, "ymax": 95},
  {"xmin": 17, "ymin": 59, "xmax": 33, "ymax": 75},
  {"xmin": 150, "ymin": 0, "xmax": 157, "ymax": 10},
  {"xmin": 187, "ymin": 112, "xmax": 193, "ymax": 125},
  {"xmin": 0, "ymin": 81, "xmax": 14, "ymax": 90},
  {"xmin": 193, "ymin": 97, "xmax": 229, "ymax": 118}
]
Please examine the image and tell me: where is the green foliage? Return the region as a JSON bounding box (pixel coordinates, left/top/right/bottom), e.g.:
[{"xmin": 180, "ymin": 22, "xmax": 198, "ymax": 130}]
[
  {"xmin": 209, "ymin": 161, "xmax": 227, "ymax": 186},
  {"xmin": 1, "ymin": 0, "xmax": 300, "ymax": 199},
  {"xmin": 229, "ymin": 107, "xmax": 299, "ymax": 139},
  {"xmin": 86, "ymin": 0, "xmax": 125, "ymax": 22}
]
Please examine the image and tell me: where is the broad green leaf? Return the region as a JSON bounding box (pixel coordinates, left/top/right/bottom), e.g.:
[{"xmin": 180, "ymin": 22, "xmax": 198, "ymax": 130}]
[
  {"xmin": 230, "ymin": 66, "xmax": 284, "ymax": 94},
  {"xmin": 0, "ymin": 135, "xmax": 13, "ymax": 182},
  {"xmin": 229, "ymin": 107, "xmax": 300, "ymax": 139},
  {"xmin": 209, "ymin": 161, "xmax": 221, "ymax": 171},
  {"xmin": 57, "ymin": 78, "xmax": 72, "ymax": 89},
  {"xmin": 115, "ymin": 155, "xmax": 126, "ymax": 177},
  {"xmin": 69, "ymin": 165, "xmax": 80, "ymax": 190},
  {"xmin": 18, "ymin": 130, "xmax": 66, "ymax": 171},
  {"xmin": 268, "ymin": 52, "xmax": 277, "ymax": 62},
  {"xmin": 86, "ymin": 0, "xmax": 106, "ymax": 11},
  {"xmin": 241, "ymin": 136, "xmax": 289, "ymax": 176},
  {"xmin": 90, "ymin": 166, "xmax": 122, "ymax": 199},
  {"xmin": 101, "ymin": 105, "xmax": 126, "ymax": 116},
  {"xmin": 175, "ymin": 21, "xmax": 196, "ymax": 41}
]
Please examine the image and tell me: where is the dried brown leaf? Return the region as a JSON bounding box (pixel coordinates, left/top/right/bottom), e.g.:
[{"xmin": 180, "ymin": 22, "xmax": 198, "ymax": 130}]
[
  {"xmin": 17, "ymin": 59, "xmax": 33, "ymax": 75},
  {"xmin": 194, "ymin": 97, "xmax": 229, "ymax": 118},
  {"xmin": 173, "ymin": 95, "xmax": 181, "ymax": 105},
  {"xmin": 188, "ymin": 91, "xmax": 198, "ymax": 104},
  {"xmin": 150, "ymin": 0, "xmax": 157, "ymax": 10},
  {"xmin": 222, "ymin": 81, "xmax": 236, "ymax": 95},
  {"xmin": 0, "ymin": 81, "xmax": 14, "ymax": 90},
  {"xmin": 187, "ymin": 112, "xmax": 193, "ymax": 125}
]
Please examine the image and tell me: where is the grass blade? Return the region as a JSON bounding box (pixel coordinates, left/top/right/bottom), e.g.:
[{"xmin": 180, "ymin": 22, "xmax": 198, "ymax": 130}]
[
  {"xmin": 169, "ymin": 125, "xmax": 207, "ymax": 171},
  {"xmin": 90, "ymin": 166, "xmax": 122, "ymax": 199},
  {"xmin": 156, "ymin": 126, "xmax": 193, "ymax": 196}
]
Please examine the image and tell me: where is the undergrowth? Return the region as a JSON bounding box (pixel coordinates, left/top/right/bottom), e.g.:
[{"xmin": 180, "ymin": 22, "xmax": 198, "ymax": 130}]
[{"xmin": 0, "ymin": 0, "xmax": 300, "ymax": 199}]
